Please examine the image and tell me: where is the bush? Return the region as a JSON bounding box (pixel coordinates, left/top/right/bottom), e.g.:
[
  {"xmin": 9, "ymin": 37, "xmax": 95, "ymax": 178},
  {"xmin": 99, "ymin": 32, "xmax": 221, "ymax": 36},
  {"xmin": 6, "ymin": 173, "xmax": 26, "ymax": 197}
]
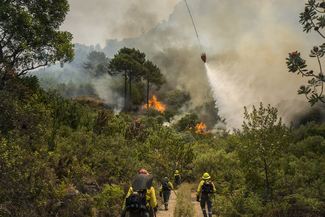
[
  {"xmin": 95, "ymin": 184, "xmax": 124, "ymax": 216},
  {"xmin": 174, "ymin": 183, "xmax": 194, "ymax": 217},
  {"xmin": 175, "ymin": 113, "xmax": 199, "ymax": 132}
]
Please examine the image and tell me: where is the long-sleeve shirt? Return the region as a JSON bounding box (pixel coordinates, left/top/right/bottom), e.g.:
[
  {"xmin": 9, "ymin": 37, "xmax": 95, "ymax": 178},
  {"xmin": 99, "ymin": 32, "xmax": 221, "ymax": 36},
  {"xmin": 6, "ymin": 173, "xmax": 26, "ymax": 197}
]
[
  {"xmin": 174, "ymin": 173, "xmax": 181, "ymax": 182},
  {"xmin": 122, "ymin": 186, "xmax": 157, "ymax": 211},
  {"xmin": 196, "ymin": 180, "xmax": 217, "ymax": 196},
  {"xmin": 159, "ymin": 181, "xmax": 174, "ymax": 192}
]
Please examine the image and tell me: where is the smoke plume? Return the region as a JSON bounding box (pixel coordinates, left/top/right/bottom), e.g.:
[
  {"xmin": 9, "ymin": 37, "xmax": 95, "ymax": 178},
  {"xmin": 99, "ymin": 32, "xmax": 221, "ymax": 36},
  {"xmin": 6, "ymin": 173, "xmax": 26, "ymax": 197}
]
[{"xmin": 62, "ymin": 0, "xmax": 324, "ymax": 130}]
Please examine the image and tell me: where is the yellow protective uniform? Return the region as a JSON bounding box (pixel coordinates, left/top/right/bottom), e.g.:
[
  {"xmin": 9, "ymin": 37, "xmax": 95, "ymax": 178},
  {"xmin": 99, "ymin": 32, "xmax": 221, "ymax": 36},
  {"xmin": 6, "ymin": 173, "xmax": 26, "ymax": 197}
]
[
  {"xmin": 122, "ymin": 186, "xmax": 157, "ymax": 211},
  {"xmin": 174, "ymin": 173, "xmax": 181, "ymax": 181},
  {"xmin": 159, "ymin": 181, "xmax": 174, "ymax": 192},
  {"xmin": 196, "ymin": 180, "xmax": 217, "ymax": 196}
]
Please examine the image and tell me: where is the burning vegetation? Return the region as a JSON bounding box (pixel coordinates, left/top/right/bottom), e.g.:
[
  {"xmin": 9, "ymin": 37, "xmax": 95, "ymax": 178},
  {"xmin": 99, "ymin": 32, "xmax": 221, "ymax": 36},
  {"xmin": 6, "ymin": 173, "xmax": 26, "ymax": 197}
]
[
  {"xmin": 190, "ymin": 122, "xmax": 210, "ymax": 134},
  {"xmin": 142, "ymin": 95, "xmax": 166, "ymax": 112}
]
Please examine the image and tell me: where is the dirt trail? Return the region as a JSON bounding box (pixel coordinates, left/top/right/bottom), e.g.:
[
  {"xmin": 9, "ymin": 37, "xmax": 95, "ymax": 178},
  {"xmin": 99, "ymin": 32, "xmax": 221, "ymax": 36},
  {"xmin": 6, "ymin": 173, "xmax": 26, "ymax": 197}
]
[
  {"xmin": 156, "ymin": 190, "xmax": 177, "ymax": 217},
  {"xmin": 191, "ymin": 191, "xmax": 204, "ymax": 217},
  {"xmin": 155, "ymin": 190, "xmax": 204, "ymax": 217}
]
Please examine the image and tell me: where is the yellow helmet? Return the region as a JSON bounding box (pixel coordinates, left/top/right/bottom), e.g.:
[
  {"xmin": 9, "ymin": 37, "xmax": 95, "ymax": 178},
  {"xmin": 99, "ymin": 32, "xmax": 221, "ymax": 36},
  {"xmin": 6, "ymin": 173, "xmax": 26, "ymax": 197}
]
[
  {"xmin": 202, "ymin": 173, "xmax": 210, "ymax": 179},
  {"xmin": 175, "ymin": 170, "xmax": 179, "ymax": 174}
]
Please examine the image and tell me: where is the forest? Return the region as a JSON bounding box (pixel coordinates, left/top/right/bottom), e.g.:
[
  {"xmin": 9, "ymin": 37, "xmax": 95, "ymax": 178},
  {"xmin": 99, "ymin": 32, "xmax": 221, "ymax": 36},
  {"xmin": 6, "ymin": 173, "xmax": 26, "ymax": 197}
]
[{"xmin": 1, "ymin": 0, "xmax": 325, "ymax": 216}]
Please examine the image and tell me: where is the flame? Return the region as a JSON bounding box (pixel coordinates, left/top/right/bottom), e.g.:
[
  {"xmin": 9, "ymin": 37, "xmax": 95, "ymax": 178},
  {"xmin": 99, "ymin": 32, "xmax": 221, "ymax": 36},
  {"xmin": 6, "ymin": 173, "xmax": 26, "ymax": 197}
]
[
  {"xmin": 191, "ymin": 122, "xmax": 210, "ymax": 134},
  {"xmin": 142, "ymin": 95, "xmax": 166, "ymax": 112}
]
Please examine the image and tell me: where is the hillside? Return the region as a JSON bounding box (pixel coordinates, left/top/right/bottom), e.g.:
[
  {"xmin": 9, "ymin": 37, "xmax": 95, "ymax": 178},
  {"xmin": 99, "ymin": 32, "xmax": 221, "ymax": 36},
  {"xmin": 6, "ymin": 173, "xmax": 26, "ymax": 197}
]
[{"xmin": 1, "ymin": 74, "xmax": 325, "ymax": 216}]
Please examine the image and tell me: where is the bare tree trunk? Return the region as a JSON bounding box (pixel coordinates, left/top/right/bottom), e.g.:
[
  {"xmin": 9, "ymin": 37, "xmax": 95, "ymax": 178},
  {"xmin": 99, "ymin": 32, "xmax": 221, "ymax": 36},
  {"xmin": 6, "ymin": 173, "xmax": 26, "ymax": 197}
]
[
  {"xmin": 129, "ymin": 74, "xmax": 132, "ymax": 111},
  {"xmin": 146, "ymin": 77, "xmax": 149, "ymax": 109},
  {"xmin": 264, "ymin": 158, "xmax": 270, "ymax": 201},
  {"xmin": 124, "ymin": 70, "xmax": 127, "ymax": 113}
]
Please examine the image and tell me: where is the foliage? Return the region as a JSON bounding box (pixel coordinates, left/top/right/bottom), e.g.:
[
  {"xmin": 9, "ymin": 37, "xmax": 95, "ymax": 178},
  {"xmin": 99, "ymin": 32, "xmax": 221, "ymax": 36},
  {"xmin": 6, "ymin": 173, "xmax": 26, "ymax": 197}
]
[
  {"xmin": 163, "ymin": 109, "xmax": 178, "ymax": 123},
  {"xmin": 285, "ymin": 0, "xmax": 325, "ymax": 106},
  {"xmin": 175, "ymin": 113, "xmax": 200, "ymax": 132},
  {"xmin": 143, "ymin": 108, "xmax": 163, "ymax": 118},
  {"xmin": 213, "ymin": 191, "xmax": 269, "ymax": 217},
  {"xmin": 83, "ymin": 51, "xmax": 110, "ymax": 77},
  {"xmin": 93, "ymin": 109, "xmax": 115, "ymax": 135},
  {"xmin": 143, "ymin": 60, "xmax": 165, "ymax": 108},
  {"xmin": 232, "ymin": 102, "xmax": 294, "ymax": 200},
  {"xmin": 173, "ymin": 183, "xmax": 195, "ymax": 217},
  {"xmin": 95, "ymin": 184, "xmax": 124, "ymax": 216},
  {"xmin": 141, "ymin": 116, "xmax": 164, "ymax": 131},
  {"xmin": 193, "ymin": 149, "xmax": 244, "ymax": 192},
  {"xmin": 162, "ymin": 89, "xmax": 191, "ymax": 106},
  {"xmin": 137, "ymin": 126, "xmax": 195, "ymax": 180},
  {"xmin": 125, "ymin": 118, "xmax": 151, "ymax": 142},
  {"xmin": 0, "ymin": 0, "xmax": 74, "ymax": 76},
  {"xmin": 108, "ymin": 47, "xmax": 147, "ymax": 112},
  {"xmin": 293, "ymin": 121, "xmax": 325, "ymax": 142},
  {"xmin": 190, "ymin": 100, "xmax": 222, "ymax": 129},
  {"xmin": 2, "ymin": 55, "xmax": 325, "ymax": 216}
]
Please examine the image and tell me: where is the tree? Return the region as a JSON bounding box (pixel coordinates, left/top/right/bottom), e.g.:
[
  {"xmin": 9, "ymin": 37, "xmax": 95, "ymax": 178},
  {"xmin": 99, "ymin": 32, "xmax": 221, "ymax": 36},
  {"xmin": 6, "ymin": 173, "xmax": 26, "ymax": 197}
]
[
  {"xmin": 83, "ymin": 51, "xmax": 109, "ymax": 77},
  {"xmin": 0, "ymin": 0, "xmax": 74, "ymax": 78},
  {"xmin": 175, "ymin": 113, "xmax": 200, "ymax": 132},
  {"xmin": 108, "ymin": 47, "xmax": 146, "ymax": 112},
  {"xmin": 286, "ymin": 0, "xmax": 325, "ymax": 106},
  {"xmin": 232, "ymin": 103, "xmax": 293, "ymax": 201},
  {"xmin": 143, "ymin": 60, "xmax": 165, "ymax": 109}
]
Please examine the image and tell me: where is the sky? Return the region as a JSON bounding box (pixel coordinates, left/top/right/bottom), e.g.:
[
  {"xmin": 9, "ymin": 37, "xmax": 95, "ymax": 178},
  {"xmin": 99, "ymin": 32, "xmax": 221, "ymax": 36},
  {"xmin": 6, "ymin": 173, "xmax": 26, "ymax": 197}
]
[
  {"xmin": 60, "ymin": 0, "xmax": 324, "ymax": 130},
  {"xmin": 61, "ymin": 0, "xmax": 182, "ymax": 47}
]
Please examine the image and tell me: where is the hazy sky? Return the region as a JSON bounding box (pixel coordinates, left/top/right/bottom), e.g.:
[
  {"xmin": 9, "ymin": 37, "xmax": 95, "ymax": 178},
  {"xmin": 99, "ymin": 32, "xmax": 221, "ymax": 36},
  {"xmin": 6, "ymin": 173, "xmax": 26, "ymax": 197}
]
[{"xmin": 61, "ymin": 0, "xmax": 182, "ymax": 46}]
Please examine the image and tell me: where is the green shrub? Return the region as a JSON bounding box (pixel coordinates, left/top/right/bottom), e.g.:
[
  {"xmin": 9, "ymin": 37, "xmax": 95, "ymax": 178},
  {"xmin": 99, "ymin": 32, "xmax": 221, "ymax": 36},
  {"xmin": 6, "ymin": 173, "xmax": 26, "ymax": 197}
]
[
  {"xmin": 174, "ymin": 183, "xmax": 194, "ymax": 217},
  {"xmin": 95, "ymin": 184, "xmax": 124, "ymax": 216},
  {"xmin": 174, "ymin": 113, "xmax": 199, "ymax": 132}
]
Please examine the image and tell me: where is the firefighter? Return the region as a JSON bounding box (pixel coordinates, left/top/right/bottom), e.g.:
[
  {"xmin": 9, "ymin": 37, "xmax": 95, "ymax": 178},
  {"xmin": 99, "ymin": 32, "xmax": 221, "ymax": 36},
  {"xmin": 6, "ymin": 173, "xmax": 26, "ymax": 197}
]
[
  {"xmin": 174, "ymin": 170, "xmax": 181, "ymax": 189},
  {"xmin": 120, "ymin": 169, "xmax": 158, "ymax": 217},
  {"xmin": 196, "ymin": 173, "xmax": 217, "ymax": 217},
  {"xmin": 159, "ymin": 177, "xmax": 174, "ymax": 210}
]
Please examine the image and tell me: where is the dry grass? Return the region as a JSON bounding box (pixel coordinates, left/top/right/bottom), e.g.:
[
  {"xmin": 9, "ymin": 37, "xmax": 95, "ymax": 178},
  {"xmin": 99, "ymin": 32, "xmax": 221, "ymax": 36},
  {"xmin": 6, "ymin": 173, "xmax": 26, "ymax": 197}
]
[
  {"xmin": 173, "ymin": 183, "xmax": 195, "ymax": 217},
  {"xmin": 74, "ymin": 95, "xmax": 104, "ymax": 108}
]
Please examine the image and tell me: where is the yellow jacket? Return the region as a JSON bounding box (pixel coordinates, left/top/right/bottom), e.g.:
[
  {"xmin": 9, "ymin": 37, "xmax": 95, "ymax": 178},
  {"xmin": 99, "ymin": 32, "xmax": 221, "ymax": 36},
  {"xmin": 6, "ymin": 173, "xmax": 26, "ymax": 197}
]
[
  {"xmin": 174, "ymin": 173, "xmax": 181, "ymax": 181},
  {"xmin": 196, "ymin": 180, "xmax": 217, "ymax": 196},
  {"xmin": 159, "ymin": 182, "xmax": 174, "ymax": 192},
  {"xmin": 122, "ymin": 186, "xmax": 157, "ymax": 211}
]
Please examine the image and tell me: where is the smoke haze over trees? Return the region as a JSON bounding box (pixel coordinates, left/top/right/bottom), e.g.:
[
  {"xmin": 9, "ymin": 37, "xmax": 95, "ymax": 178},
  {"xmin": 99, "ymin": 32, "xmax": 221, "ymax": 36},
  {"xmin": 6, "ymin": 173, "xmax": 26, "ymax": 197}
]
[{"xmin": 47, "ymin": 0, "xmax": 325, "ymax": 130}]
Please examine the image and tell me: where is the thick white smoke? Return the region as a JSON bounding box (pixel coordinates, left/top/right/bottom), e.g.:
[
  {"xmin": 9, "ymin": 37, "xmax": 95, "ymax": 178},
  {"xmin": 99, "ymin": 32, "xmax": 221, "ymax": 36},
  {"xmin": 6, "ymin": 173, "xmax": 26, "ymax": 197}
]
[{"xmin": 61, "ymin": 0, "xmax": 325, "ymax": 130}]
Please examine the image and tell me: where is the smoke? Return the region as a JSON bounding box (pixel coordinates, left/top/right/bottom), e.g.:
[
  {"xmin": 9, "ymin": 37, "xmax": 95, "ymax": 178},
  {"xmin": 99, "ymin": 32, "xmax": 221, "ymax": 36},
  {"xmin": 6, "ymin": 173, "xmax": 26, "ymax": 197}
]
[
  {"xmin": 61, "ymin": 0, "xmax": 182, "ymax": 46},
  {"xmin": 128, "ymin": 0, "xmax": 322, "ymax": 129},
  {"xmin": 91, "ymin": 74, "xmax": 124, "ymax": 110},
  {"xmin": 61, "ymin": 0, "xmax": 324, "ymax": 129}
]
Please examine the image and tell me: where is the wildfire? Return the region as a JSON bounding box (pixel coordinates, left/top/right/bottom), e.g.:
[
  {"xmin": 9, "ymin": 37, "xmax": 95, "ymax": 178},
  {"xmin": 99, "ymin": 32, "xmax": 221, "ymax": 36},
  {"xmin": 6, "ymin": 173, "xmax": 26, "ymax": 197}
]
[
  {"xmin": 142, "ymin": 95, "xmax": 166, "ymax": 112},
  {"xmin": 191, "ymin": 122, "xmax": 210, "ymax": 134}
]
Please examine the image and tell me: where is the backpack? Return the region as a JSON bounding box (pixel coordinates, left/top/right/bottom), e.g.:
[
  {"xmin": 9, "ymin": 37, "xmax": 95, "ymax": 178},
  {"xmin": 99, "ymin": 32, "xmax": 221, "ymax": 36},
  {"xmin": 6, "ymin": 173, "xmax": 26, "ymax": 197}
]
[
  {"xmin": 201, "ymin": 181, "xmax": 214, "ymax": 193},
  {"xmin": 175, "ymin": 174, "xmax": 180, "ymax": 181},
  {"xmin": 125, "ymin": 174, "xmax": 153, "ymax": 213},
  {"xmin": 162, "ymin": 182, "xmax": 171, "ymax": 191},
  {"xmin": 125, "ymin": 190, "xmax": 147, "ymax": 213},
  {"xmin": 161, "ymin": 177, "xmax": 171, "ymax": 191}
]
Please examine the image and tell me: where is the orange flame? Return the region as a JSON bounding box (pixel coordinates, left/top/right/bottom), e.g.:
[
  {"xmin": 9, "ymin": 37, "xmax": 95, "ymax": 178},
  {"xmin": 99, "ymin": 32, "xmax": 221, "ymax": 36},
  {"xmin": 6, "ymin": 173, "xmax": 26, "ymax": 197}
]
[
  {"xmin": 142, "ymin": 95, "xmax": 166, "ymax": 112},
  {"xmin": 191, "ymin": 122, "xmax": 210, "ymax": 134}
]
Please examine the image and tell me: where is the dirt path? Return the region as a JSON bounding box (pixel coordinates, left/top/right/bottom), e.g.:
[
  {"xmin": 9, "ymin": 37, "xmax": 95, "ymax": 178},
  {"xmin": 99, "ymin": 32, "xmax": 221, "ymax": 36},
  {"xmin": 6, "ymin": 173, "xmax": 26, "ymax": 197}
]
[
  {"xmin": 155, "ymin": 190, "xmax": 205, "ymax": 217},
  {"xmin": 191, "ymin": 191, "xmax": 204, "ymax": 217},
  {"xmin": 156, "ymin": 190, "xmax": 177, "ymax": 217}
]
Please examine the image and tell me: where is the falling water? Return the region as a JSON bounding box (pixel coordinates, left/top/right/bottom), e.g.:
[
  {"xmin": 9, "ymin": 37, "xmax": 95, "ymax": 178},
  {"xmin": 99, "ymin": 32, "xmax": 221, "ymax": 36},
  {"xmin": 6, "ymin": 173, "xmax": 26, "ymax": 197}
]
[{"xmin": 204, "ymin": 63, "xmax": 254, "ymax": 131}]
